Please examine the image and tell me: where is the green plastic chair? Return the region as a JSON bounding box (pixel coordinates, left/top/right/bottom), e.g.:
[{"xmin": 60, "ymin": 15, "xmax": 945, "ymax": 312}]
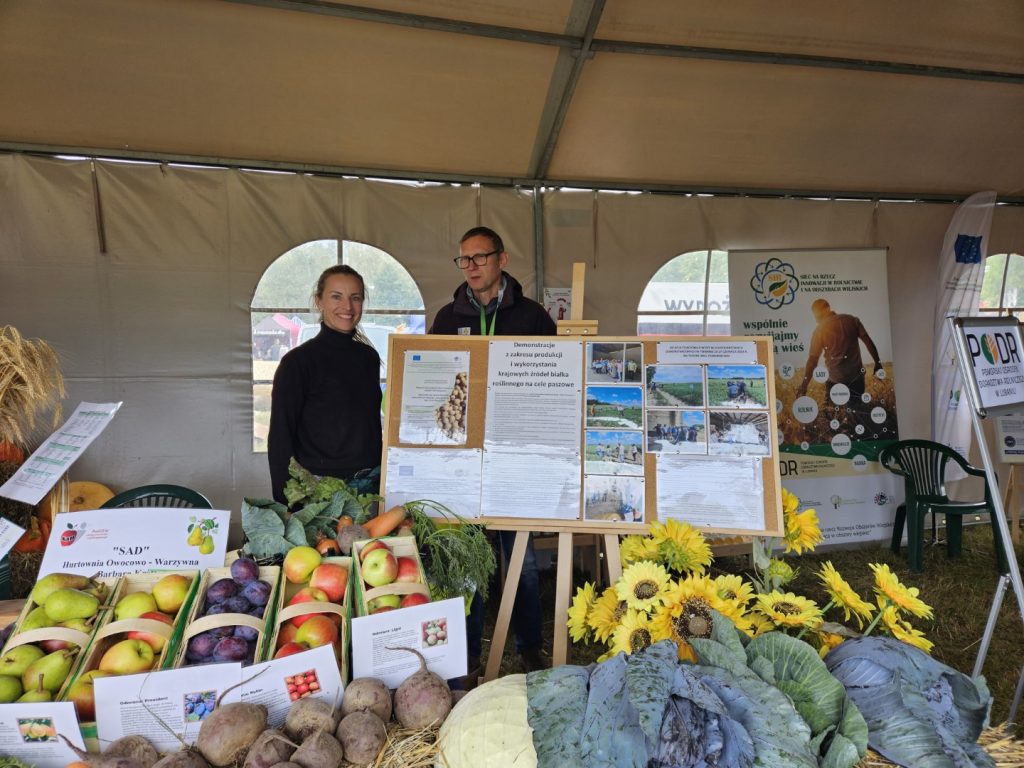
[
  {"xmin": 879, "ymin": 439, "xmax": 1007, "ymax": 573},
  {"xmin": 100, "ymin": 484, "xmax": 212, "ymax": 510}
]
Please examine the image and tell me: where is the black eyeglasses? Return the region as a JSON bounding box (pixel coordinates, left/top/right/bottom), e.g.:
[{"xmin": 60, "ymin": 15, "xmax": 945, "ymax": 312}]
[{"xmin": 453, "ymin": 250, "xmax": 499, "ymax": 268}]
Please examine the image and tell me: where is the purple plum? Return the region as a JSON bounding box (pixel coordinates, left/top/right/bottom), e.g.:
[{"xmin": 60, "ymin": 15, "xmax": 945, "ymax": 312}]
[
  {"xmin": 242, "ymin": 580, "xmax": 272, "ymax": 608},
  {"xmin": 222, "ymin": 596, "xmax": 252, "ymax": 615},
  {"xmin": 212, "ymin": 636, "xmax": 249, "ymax": 662},
  {"xmin": 230, "ymin": 557, "xmax": 260, "ymax": 585},
  {"xmin": 186, "ymin": 632, "xmax": 217, "ymax": 661},
  {"xmin": 206, "ymin": 578, "xmax": 238, "ymax": 604},
  {"xmin": 233, "ymin": 625, "xmax": 259, "ymax": 642}
]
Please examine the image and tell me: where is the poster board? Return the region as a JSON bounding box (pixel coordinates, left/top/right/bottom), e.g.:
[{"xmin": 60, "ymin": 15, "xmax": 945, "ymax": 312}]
[
  {"xmin": 952, "ymin": 316, "xmax": 1024, "ymax": 418},
  {"xmin": 995, "ymin": 415, "xmax": 1024, "ymax": 464},
  {"xmin": 381, "ymin": 335, "xmax": 783, "ymax": 536}
]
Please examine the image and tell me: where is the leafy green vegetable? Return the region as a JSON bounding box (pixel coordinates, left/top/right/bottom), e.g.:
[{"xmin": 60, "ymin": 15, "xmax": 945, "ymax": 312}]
[
  {"xmin": 240, "ymin": 498, "xmax": 293, "ymax": 558},
  {"xmin": 578, "ymin": 653, "xmax": 647, "ymax": 767},
  {"xmin": 526, "ymin": 665, "xmax": 589, "ymax": 768},
  {"xmin": 625, "ymin": 639, "xmax": 678, "ymax": 749},
  {"xmin": 283, "ymin": 458, "xmax": 379, "ymax": 523}
]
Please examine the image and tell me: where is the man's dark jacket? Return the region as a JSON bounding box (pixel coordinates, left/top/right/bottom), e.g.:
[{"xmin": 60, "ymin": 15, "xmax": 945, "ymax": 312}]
[{"xmin": 429, "ymin": 272, "xmax": 556, "ymax": 336}]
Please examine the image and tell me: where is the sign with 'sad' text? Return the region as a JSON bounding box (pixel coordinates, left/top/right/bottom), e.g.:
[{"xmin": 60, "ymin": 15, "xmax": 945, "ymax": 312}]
[{"xmin": 38, "ymin": 507, "xmax": 230, "ymax": 578}]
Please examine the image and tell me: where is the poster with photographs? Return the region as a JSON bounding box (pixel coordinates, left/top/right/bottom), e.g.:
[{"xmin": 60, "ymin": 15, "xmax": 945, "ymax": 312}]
[
  {"xmin": 584, "ymin": 430, "xmax": 644, "ymax": 476},
  {"xmin": 647, "ymin": 410, "xmax": 706, "ymax": 454},
  {"xmin": 587, "ymin": 342, "xmax": 643, "ymax": 383},
  {"xmin": 584, "ymin": 474, "xmax": 645, "ymax": 523},
  {"xmin": 706, "ymin": 364, "xmax": 768, "ymax": 409},
  {"xmin": 646, "ymin": 365, "xmax": 704, "ymax": 408},
  {"xmin": 708, "ymin": 411, "xmax": 771, "ymax": 456},
  {"xmin": 587, "ymin": 386, "xmax": 643, "ymax": 429}
]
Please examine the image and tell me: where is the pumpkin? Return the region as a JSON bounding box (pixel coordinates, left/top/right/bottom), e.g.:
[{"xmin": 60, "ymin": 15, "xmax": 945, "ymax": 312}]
[
  {"xmin": 68, "ymin": 481, "xmax": 114, "ymax": 511},
  {"xmin": 13, "ymin": 517, "xmax": 49, "ymax": 553},
  {"xmin": 435, "ymin": 674, "xmax": 536, "ymax": 768},
  {"xmin": 0, "ymin": 440, "xmax": 25, "ymax": 465}
]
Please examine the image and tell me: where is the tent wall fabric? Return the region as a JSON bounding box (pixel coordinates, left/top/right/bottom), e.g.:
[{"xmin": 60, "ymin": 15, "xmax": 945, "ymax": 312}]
[{"xmin": 2, "ymin": 152, "xmax": 1023, "ymax": 536}]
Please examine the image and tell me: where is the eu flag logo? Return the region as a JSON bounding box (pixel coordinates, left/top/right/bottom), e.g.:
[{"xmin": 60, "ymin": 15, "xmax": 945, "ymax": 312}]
[{"xmin": 954, "ymin": 234, "xmax": 983, "ymax": 264}]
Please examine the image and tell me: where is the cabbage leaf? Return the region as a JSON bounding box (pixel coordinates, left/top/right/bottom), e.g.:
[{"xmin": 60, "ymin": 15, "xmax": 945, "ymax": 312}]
[{"xmin": 526, "ymin": 665, "xmax": 590, "ymax": 768}]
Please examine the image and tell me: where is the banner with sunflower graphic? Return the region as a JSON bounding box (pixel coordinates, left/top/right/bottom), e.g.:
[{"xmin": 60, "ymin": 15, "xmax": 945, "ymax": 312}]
[{"xmin": 728, "ymin": 248, "xmax": 903, "ymax": 545}]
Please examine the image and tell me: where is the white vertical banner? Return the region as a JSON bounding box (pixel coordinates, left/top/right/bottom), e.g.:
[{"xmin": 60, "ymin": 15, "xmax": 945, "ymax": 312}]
[{"xmin": 931, "ymin": 191, "xmax": 997, "ymax": 479}]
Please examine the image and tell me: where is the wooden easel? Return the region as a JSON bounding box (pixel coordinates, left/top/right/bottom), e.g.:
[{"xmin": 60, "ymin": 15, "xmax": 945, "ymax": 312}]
[
  {"xmin": 485, "ymin": 262, "xmax": 607, "ymax": 681},
  {"xmin": 1002, "ymin": 465, "xmax": 1022, "ymax": 544}
]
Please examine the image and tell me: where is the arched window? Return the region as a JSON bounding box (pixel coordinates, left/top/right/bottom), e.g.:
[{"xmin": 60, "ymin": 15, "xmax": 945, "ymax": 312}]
[
  {"xmin": 250, "ymin": 239, "xmax": 426, "ymax": 451},
  {"xmin": 636, "ymin": 249, "xmax": 730, "ymax": 335},
  {"xmin": 979, "ymin": 253, "xmax": 1024, "ymax": 315}
]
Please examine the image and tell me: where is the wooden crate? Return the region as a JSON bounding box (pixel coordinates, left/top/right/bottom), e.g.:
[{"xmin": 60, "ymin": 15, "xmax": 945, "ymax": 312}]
[
  {"xmin": 265, "ymin": 556, "xmax": 352, "ymax": 681},
  {"xmin": 2, "ymin": 576, "xmax": 121, "ymax": 701},
  {"xmin": 171, "ymin": 565, "xmax": 282, "ymax": 668},
  {"xmin": 351, "ymin": 537, "xmax": 430, "ymax": 617}
]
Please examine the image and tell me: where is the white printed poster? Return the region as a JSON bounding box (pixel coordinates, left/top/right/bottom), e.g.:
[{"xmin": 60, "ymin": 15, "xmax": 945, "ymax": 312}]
[
  {"xmin": 38, "ymin": 507, "xmax": 231, "ymax": 578},
  {"xmin": 399, "ymin": 350, "xmax": 470, "ymax": 445},
  {"xmin": 0, "ymin": 703, "xmax": 85, "ymax": 768},
  {"xmin": 729, "ymin": 249, "xmax": 903, "ymax": 543}
]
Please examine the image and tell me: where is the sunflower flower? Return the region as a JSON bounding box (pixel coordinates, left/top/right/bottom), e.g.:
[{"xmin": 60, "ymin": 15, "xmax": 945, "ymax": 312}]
[
  {"xmin": 880, "ymin": 605, "xmax": 934, "ymax": 654},
  {"xmin": 755, "ymin": 591, "xmax": 823, "ymax": 630},
  {"xmin": 781, "ymin": 486, "xmax": 800, "ymax": 517},
  {"xmin": 714, "ymin": 574, "xmax": 755, "ymax": 608},
  {"xmin": 620, "ymin": 534, "xmax": 658, "ymax": 565},
  {"xmin": 783, "ymin": 506, "xmax": 822, "ymax": 554},
  {"xmin": 869, "ymin": 563, "xmax": 933, "ymax": 619},
  {"xmin": 816, "ymin": 630, "xmax": 846, "ymax": 658},
  {"xmin": 649, "ymin": 519, "xmax": 713, "ymax": 574},
  {"xmin": 746, "ymin": 612, "xmax": 775, "ymax": 637},
  {"xmin": 615, "ymin": 560, "xmax": 671, "ymax": 612},
  {"xmin": 652, "ymin": 581, "xmax": 718, "ymax": 662},
  {"xmin": 766, "ymin": 557, "xmax": 797, "ymax": 587},
  {"xmin": 567, "ymin": 582, "xmax": 597, "ymax": 642},
  {"xmin": 817, "ymin": 561, "xmax": 875, "ymax": 628},
  {"xmin": 609, "ymin": 608, "xmax": 665, "ymax": 656},
  {"xmin": 588, "ymin": 587, "xmax": 628, "ymax": 642}
]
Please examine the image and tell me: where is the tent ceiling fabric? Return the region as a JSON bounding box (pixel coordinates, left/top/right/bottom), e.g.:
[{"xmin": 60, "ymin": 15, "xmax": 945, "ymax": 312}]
[{"xmin": 0, "ymin": 0, "xmax": 1022, "ymax": 197}]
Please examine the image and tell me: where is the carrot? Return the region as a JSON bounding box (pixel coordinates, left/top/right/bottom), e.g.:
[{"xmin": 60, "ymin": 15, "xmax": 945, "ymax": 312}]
[
  {"xmin": 334, "ymin": 514, "xmax": 354, "ymax": 535},
  {"xmin": 364, "ymin": 505, "xmax": 407, "ymax": 538}
]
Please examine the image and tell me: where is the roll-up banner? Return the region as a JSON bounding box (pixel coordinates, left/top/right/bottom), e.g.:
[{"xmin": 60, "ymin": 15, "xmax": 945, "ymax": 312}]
[{"xmin": 728, "ymin": 249, "xmax": 903, "ymax": 544}]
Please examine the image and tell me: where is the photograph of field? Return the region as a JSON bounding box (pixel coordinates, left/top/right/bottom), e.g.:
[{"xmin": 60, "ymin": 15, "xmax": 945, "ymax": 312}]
[
  {"xmin": 587, "ymin": 385, "xmax": 644, "ymax": 428},
  {"xmin": 584, "ymin": 429, "xmax": 644, "ymax": 476},
  {"xmin": 584, "ymin": 474, "xmax": 645, "ymax": 522},
  {"xmin": 774, "ymin": 363, "xmax": 899, "ymax": 455},
  {"xmin": 646, "ymin": 365, "xmax": 704, "ymax": 407},
  {"xmin": 706, "ymin": 364, "xmax": 768, "ymax": 408},
  {"xmin": 647, "ymin": 410, "xmax": 706, "ymax": 454},
  {"xmin": 708, "ymin": 411, "xmax": 771, "ymax": 456}
]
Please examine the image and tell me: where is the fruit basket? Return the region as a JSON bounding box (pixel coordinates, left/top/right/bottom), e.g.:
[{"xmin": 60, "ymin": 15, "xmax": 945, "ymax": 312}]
[
  {"xmin": 266, "ymin": 555, "xmax": 352, "ymax": 681},
  {"xmin": 172, "ymin": 563, "xmax": 282, "ymax": 668},
  {"xmin": 351, "ymin": 537, "xmax": 431, "ymax": 617}
]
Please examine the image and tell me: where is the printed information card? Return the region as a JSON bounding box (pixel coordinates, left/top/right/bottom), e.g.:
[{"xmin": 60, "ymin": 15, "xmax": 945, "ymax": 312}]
[
  {"xmin": 39, "ymin": 507, "xmax": 230, "ymax": 578},
  {"xmin": 0, "ymin": 402, "xmax": 121, "ymax": 505},
  {"xmin": 0, "ymin": 702, "xmax": 85, "ymax": 768}
]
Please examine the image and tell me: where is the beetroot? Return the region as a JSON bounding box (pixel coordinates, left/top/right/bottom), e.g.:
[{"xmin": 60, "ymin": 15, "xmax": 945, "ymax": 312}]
[{"xmin": 390, "ymin": 646, "xmax": 452, "ymax": 728}]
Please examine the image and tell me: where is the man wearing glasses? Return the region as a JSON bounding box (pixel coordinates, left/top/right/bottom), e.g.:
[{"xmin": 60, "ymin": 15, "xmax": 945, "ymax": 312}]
[
  {"xmin": 430, "ymin": 226, "xmax": 555, "ymax": 685},
  {"xmin": 430, "ymin": 226, "xmax": 556, "ymax": 337}
]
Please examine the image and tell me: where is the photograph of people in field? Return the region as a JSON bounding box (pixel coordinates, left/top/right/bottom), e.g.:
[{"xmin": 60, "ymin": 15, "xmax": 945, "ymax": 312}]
[
  {"xmin": 587, "ymin": 342, "xmax": 643, "ymax": 383},
  {"xmin": 646, "ymin": 410, "xmax": 706, "ymax": 454},
  {"xmin": 584, "ymin": 474, "xmax": 645, "ymax": 522},
  {"xmin": 646, "ymin": 365, "xmax": 704, "ymax": 408},
  {"xmin": 708, "ymin": 411, "xmax": 771, "ymax": 456},
  {"xmin": 584, "ymin": 429, "xmax": 644, "ymax": 476},
  {"xmin": 586, "ymin": 386, "xmax": 643, "ymax": 429},
  {"xmin": 706, "ymin": 364, "xmax": 768, "ymax": 408}
]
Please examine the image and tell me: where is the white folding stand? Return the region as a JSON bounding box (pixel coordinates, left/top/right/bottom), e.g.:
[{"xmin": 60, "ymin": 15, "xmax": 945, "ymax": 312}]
[{"xmin": 950, "ymin": 315, "xmax": 1024, "ymax": 719}]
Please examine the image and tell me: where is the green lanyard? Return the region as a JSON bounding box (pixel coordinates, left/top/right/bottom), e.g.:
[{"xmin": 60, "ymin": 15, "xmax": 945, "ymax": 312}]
[{"xmin": 479, "ymin": 306, "xmax": 498, "ymax": 336}]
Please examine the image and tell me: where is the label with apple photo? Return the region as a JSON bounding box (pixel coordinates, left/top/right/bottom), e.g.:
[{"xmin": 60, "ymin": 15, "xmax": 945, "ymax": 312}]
[
  {"xmin": 350, "ymin": 596, "xmax": 467, "ymax": 688},
  {"xmin": 241, "ymin": 644, "xmax": 344, "ymax": 729}
]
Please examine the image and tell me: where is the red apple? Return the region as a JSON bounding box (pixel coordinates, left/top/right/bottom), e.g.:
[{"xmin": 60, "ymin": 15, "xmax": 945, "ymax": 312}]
[
  {"xmin": 276, "ymin": 622, "xmax": 298, "ymax": 648},
  {"xmin": 371, "ymin": 606, "xmax": 396, "ymax": 614},
  {"xmin": 358, "ymin": 539, "xmax": 390, "ymax": 563},
  {"xmin": 294, "ymin": 615, "xmax": 339, "ymax": 648},
  {"xmin": 400, "ymin": 592, "xmax": 430, "ymax": 608},
  {"xmin": 287, "ymin": 587, "xmax": 328, "ymax": 627},
  {"xmin": 362, "ymin": 548, "xmax": 398, "ymax": 588},
  {"xmin": 127, "ymin": 611, "xmax": 174, "ymax": 652},
  {"xmin": 274, "ymin": 642, "xmax": 309, "ymax": 659},
  {"xmin": 394, "ymin": 557, "xmax": 420, "ymax": 584},
  {"xmin": 65, "ymin": 669, "xmax": 112, "ymax": 721},
  {"xmin": 309, "ymin": 563, "xmax": 349, "ymax": 603},
  {"xmin": 367, "ymin": 594, "xmax": 402, "ymax": 613},
  {"xmin": 98, "ymin": 638, "xmax": 155, "ymax": 674}
]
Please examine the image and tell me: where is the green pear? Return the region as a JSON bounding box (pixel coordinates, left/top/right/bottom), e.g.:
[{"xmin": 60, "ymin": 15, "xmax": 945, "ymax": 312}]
[
  {"xmin": 44, "ymin": 588, "xmax": 99, "ymax": 623},
  {"xmin": 30, "ymin": 573, "xmax": 95, "ymax": 606},
  {"xmin": 0, "ymin": 644, "xmax": 45, "ymax": 677},
  {"xmin": 19, "ymin": 606, "xmax": 55, "ymax": 633},
  {"xmin": 0, "ymin": 675, "xmax": 22, "ymax": 702},
  {"xmin": 83, "ymin": 581, "xmax": 109, "ymax": 602},
  {"xmin": 22, "ymin": 649, "xmax": 75, "ymax": 693},
  {"xmin": 60, "ymin": 617, "xmax": 93, "ymax": 633},
  {"xmin": 17, "ymin": 674, "xmax": 51, "ymax": 702}
]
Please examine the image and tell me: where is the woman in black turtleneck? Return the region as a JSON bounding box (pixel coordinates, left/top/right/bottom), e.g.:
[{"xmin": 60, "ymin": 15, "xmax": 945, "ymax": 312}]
[{"xmin": 268, "ymin": 265, "xmax": 383, "ymax": 505}]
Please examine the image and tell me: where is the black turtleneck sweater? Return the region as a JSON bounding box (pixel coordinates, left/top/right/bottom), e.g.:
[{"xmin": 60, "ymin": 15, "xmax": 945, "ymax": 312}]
[{"xmin": 268, "ymin": 324, "xmax": 383, "ymax": 503}]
